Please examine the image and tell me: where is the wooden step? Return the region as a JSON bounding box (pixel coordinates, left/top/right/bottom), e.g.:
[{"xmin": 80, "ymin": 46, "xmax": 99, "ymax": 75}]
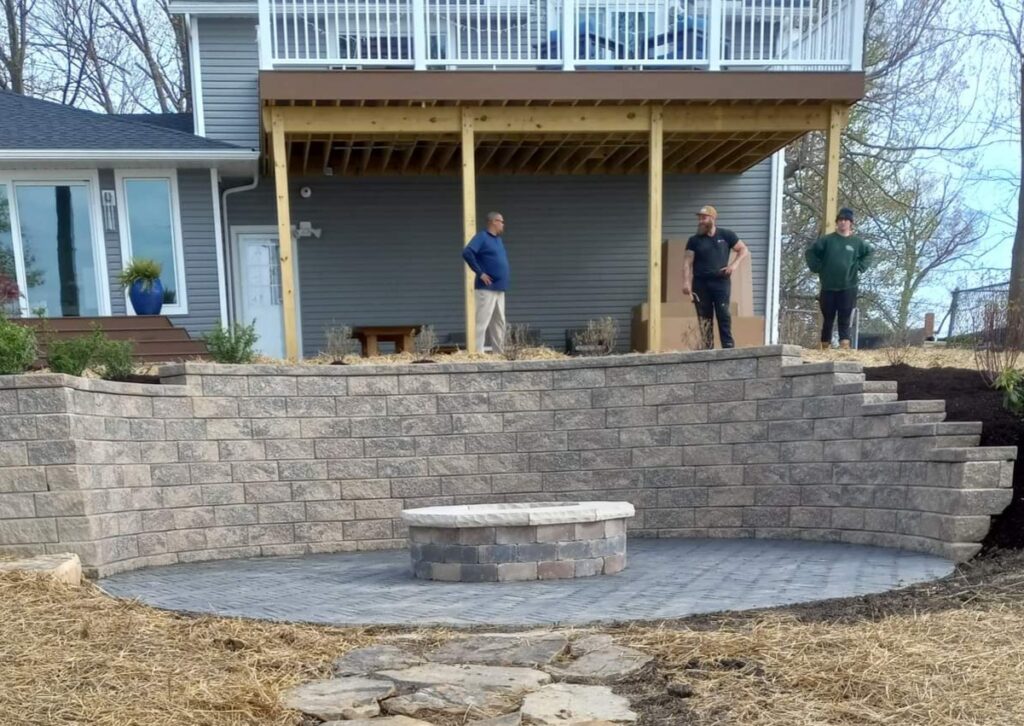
[
  {"xmin": 34, "ymin": 328, "xmax": 193, "ymax": 344},
  {"xmin": 13, "ymin": 316, "xmax": 208, "ymax": 364},
  {"xmin": 15, "ymin": 315, "xmax": 174, "ymax": 331}
]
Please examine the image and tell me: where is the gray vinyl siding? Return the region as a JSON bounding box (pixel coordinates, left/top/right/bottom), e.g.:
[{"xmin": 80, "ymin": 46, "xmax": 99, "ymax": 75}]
[
  {"xmin": 99, "ymin": 169, "xmax": 127, "ymax": 315},
  {"xmin": 197, "ymin": 16, "xmax": 260, "ymax": 149},
  {"xmin": 175, "ymin": 169, "xmax": 223, "ymax": 337},
  {"xmin": 224, "ymin": 162, "xmax": 771, "ymax": 357}
]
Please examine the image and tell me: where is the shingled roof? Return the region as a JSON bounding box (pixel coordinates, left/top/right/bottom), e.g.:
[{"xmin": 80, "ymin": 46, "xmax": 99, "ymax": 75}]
[{"xmin": 0, "ymin": 91, "xmax": 246, "ymax": 151}]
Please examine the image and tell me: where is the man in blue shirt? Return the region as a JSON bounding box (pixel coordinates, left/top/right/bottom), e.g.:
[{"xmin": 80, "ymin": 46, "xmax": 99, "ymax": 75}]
[{"xmin": 462, "ymin": 211, "xmax": 510, "ymax": 353}]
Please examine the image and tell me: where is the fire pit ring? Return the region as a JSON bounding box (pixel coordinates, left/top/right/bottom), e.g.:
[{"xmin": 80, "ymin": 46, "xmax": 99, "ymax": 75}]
[{"xmin": 401, "ymin": 501, "xmax": 635, "ymax": 582}]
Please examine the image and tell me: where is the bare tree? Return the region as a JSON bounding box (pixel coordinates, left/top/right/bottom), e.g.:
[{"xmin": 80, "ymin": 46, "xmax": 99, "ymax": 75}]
[
  {"xmin": 987, "ymin": 0, "xmax": 1024, "ymax": 311},
  {"xmin": 94, "ymin": 0, "xmax": 187, "ymax": 112},
  {"xmin": 860, "ymin": 176, "xmax": 990, "ymax": 331},
  {"xmin": 0, "ymin": 0, "xmax": 188, "ymax": 113},
  {"xmin": 0, "ymin": 0, "xmax": 36, "ymax": 93},
  {"xmin": 781, "ymin": 0, "xmax": 995, "ymax": 337}
]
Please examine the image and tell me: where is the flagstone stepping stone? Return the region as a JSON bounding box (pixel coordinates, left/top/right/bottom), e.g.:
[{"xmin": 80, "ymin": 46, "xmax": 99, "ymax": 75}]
[
  {"xmin": 429, "ymin": 632, "xmax": 569, "ymax": 667},
  {"xmin": 521, "ymin": 684, "xmax": 636, "ymax": 725},
  {"xmin": 377, "ymin": 663, "xmax": 551, "ymax": 693},
  {"xmin": 546, "ymin": 639, "xmax": 652, "ymax": 684},
  {"xmin": 469, "ymin": 713, "xmax": 523, "ymax": 726},
  {"xmin": 333, "ymin": 644, "xmax": 425, "ymax": 675},
  {"xmin": 384, "ymin": 682, "xmax": 513, "ymax": 717},
  {"xmin": 321, "ymin": 717, "xmax": 433, "ymax": 726},
  {"xmin": 569, "ymin": 634, "xmax": 615, "ymax": 656},
  {"xmin": 282, "ymin": 676, "xmax": 395, "ymax": 721},
  {"xmin": 0, "ymin": 553, "xmax": 81, "ymax": 585}
]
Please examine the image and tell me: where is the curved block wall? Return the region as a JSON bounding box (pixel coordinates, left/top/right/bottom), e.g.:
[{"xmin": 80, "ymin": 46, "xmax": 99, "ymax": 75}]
[{"xmin": 0, "ymin": 346, "xmax": 1015, "ymax": 577}]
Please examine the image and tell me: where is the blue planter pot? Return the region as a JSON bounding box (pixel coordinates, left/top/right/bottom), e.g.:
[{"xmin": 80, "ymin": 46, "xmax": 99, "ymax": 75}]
[{"xmin": 128, "ymin": 278, "xmax": 164, "ymax": 316}]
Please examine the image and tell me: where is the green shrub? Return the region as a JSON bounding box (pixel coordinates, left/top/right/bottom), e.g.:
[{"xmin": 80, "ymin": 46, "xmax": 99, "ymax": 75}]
[
  {"xmin": 95, "ymin": 339, "xmax": 136, "ymax": 381},
  {"xmin": 993, "ymin": 368, "xmax": 1024, "ymax": 417},
  {"xmin": 47, "ymin": 328, "xmax": 106, "ymax": 376},
  {"xmin": 202, "ymin": 321, "xmax": 259, "ymax": 364},
  {"xmin": 0, "ymin": 315, "xmax": 37, "ymax": 374},
  {"xmin": 118, "ymin": 258, "xmax": 163, "ymax": 291}
]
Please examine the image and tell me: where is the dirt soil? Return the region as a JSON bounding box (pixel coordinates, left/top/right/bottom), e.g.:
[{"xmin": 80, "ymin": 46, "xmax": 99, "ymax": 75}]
[{"xmin": 864, "ymin": 365, "xmax": 1024, "ymax": 551}]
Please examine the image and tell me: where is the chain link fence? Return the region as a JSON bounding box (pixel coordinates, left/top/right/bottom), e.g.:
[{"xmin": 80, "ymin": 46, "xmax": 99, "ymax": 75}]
[{"xmin": 947, "ymin": 283, "xmax": 1011, "ymax": 340}]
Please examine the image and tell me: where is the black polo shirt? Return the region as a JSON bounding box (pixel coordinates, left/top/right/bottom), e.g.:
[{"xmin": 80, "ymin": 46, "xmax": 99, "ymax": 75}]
[{"xmin": 686, "ymin": 227, "xmax": 739, "ymax": 279}]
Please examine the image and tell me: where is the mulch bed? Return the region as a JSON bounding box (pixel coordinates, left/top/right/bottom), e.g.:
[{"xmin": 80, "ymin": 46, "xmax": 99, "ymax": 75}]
[{"xmin": 864, "ymin": 365, "xmax": 1024, "ymax": 551}]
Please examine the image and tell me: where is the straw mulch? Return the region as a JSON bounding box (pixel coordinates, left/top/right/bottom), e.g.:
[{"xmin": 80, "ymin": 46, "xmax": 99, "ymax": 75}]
[
  {"xmin": 6, "ymin": 558, "xmax": 1024, "ymax": 726},
  {"xmin": 800, "ymin": 345, "xmax": 982, "ymax": 370},
  {"xmin": 624, "ymin": 605, "xmax": 1024, "ymax": 725},
  {"xmin": 269, "ymin": 347, "xmax": 568, "ymax": 367},
  {"xmin": 0, "ymin": 572, "xmax": 406, "ymax": 726}
]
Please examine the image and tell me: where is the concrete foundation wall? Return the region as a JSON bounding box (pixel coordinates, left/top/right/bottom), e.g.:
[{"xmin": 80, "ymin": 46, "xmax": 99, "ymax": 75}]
[{"xmin": 0, "ymin": 346, "xmax": 1015, "ymax": 577}]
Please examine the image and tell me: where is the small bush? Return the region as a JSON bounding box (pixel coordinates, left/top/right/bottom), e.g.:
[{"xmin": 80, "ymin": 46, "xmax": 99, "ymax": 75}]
[
  {"xmin": 502, "ymin": 323, "xmax": 533, "ymax": 361},
  {"xmin": 203, "ymin": 321, "xmax": 259, "ymax": 364},
  {"xmin": 884, "ymin": 329, "xmax": 913, "ymax": 366},
  {"xmin": 324, "ymin": 324, "xmax": 357, "ymax": 359},
  {"xmin": 993, "ymin": 368, "xmax": 1024, "ymax": 417},
  {"xmin": 572, "ymin": 316, "xmax": 618, "ymax": 356},
  {"xmin": 973, "ymin": 300, "xmax": 1024, "ymax": 386},
  {"xmin": 47, "ymin": 328, "xmax": 106, "ymax": 376},
  {"xmin": 414, "ymin": 325, "xmax": 439, "ymax": 361},
  {"xmin": 0, "ymin": 315, "xmax": 36, "ymax": 374},
  {"xmin": 95, "ymin": 339, "xmax": 136, "ymax": 381}
]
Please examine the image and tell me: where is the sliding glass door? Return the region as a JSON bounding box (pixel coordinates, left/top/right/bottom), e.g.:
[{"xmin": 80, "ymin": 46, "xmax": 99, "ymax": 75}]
[{"xmin": 0, "ymin": 175, "xmax": 107, "ymax": 318}]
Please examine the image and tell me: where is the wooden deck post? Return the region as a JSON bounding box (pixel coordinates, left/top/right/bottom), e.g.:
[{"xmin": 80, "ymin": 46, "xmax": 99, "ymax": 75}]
[
  {"xmin": 461, "ymin": 108, "xmax": 478, "ymax": 353},
  {"xmin": 271, "ymin": 108, "xmax": 299, "ymax": 361},
  {"xmin": 647, "ymin": 106, "xmax": 664, "ymax": 352},
  {"xmin": 822, "ymin": 103, "xmax": 844, "ymax": 235}
]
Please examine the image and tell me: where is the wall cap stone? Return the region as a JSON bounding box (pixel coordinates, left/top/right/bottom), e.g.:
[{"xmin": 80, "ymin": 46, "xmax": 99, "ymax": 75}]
[{"xmin": 403, "ymin": 502, "xmax": 636, "ymax": 527}]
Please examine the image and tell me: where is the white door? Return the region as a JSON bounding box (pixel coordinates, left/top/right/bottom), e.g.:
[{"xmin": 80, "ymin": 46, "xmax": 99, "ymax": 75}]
[{"xmin": 236, "ymin": 233, "xmax": 285, "ymax": 359}]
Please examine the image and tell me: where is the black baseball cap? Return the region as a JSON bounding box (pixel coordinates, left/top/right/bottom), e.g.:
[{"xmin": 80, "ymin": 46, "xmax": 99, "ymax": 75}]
[{"xmin": 837, "ymin": 207, "xmax": 855, "ymax": 222}]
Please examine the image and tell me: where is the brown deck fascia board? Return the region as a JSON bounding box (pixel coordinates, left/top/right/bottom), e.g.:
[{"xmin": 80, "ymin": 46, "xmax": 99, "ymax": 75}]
[{"xmin": 260, "ymin": 70, "xmax": 865, "ymax": 105}]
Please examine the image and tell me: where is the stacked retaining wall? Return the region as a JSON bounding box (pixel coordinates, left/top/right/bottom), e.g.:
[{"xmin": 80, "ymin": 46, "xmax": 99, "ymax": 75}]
[{"xmin": 0, "ymin": 346, "xmax": 1014, "ymax": 577}]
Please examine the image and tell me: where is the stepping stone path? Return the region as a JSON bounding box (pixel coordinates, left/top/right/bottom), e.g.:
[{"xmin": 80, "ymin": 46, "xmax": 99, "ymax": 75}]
[
  {"xmin": 282, "ymin": 631, "xmax": 651, "ymax": 724},
  {"xmin": 521, "ymin": 684, "xmax": 636, "ymax": 725},
  {"xmin": 283, "ymin": 676, "xmax": 396, "ymax": 720},
  {"xmin": 334, "ymin": 645, "xmax": 426, "ymax": 675}
]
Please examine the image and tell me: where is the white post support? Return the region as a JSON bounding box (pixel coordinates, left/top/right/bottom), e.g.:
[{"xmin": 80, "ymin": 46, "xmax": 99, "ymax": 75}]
[
  {"xmin": 257, "ymin": 0, "xmax": 274, "ymax": 70},
  {"xmin": 561, "ymin": 0, "xmax": 575, "ymax": 70},
  {"xmin": 849, "ymin": 0, "xmax": 865, "ymax": 71},
  {"xmin": 412, "ymin": 0, "xmax": 428, "ymax": 69},
  {"xmin": 707, "ymin": 0, "xmax": 722, "ymax": 71}
]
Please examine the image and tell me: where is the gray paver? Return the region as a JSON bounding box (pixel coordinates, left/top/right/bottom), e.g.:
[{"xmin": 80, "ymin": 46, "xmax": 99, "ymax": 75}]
[{"xmin": 97, "ymin": 539, "xmax": 953, "ymax": 627}]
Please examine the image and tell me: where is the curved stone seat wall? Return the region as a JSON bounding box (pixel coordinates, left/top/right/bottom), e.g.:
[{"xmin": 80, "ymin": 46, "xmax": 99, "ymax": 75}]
[{"xmin": 0, "ymin": 345, "xmax": 1014, "ymax": 577}]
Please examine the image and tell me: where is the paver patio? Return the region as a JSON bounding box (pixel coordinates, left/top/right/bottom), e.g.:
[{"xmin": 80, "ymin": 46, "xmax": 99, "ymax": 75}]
[{"xmin": 97, "ymin": 538, "xmax": 953, "ymax": 626}]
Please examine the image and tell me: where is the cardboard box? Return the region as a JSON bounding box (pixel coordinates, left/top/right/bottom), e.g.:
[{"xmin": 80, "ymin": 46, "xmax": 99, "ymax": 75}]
[
  {"xmin": 662, "ymin": 238, "xmax": 754, "ymax": 316},
  {"xmin": 631, "ymin": 303, "xmax": 765, "ymax": 352}
]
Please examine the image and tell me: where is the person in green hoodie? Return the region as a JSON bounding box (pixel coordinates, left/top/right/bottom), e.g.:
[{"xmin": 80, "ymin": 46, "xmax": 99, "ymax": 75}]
[{"xmin": 805, "ymin": 207, "xmax": 873, "ymax": 350}]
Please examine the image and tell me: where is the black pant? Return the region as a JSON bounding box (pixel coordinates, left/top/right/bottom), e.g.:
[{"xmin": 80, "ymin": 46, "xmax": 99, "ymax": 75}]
[
  {"xmin": 693, "ymin": 276, "xmax": 733, "ymax": 349},
  {"xmin": 819, "ymin": 287, "xmax": 857, "ymax": 343}
]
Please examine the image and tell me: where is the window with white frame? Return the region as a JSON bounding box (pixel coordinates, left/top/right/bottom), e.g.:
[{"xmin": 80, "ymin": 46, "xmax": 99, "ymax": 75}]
[
  {"xmin": 0, "ymin": 173, "xmax": 109, "ymax": 318},
  {"xmin": 116, "ymin": 170, "xmax": 187, "ymax": 314}
]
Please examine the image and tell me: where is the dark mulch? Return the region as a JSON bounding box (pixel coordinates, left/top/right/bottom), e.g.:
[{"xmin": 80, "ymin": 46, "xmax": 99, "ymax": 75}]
[{"xmin": 864, "ymin": 365, "xmax": 1024, "ymax": 551}]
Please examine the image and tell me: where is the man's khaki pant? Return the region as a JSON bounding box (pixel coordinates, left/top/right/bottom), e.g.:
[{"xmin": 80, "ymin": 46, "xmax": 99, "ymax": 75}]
[{"xmin": 474, "ymin": 289, "xmax": 506, "ymax": 353}]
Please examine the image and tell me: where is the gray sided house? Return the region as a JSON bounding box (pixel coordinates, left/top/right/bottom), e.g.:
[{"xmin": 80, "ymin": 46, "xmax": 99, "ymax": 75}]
[
  {"xmin": 0, "ymin": 91, "xmax": 257, "ymax": 338},
  {"xmin": 2, "ymin": 0, "xmax": 867, "ymax": 360}
]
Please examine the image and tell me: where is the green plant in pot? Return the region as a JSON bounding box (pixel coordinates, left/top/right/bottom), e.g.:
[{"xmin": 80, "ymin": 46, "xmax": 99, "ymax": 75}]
[{"xmin": 120, "ymin": 258, "xmax": 164, "ymax": 315}]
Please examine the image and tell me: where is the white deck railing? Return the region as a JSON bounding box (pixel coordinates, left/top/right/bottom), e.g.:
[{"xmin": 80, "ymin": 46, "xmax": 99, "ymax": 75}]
[{"xmin": 257, "ymin": 0, "xmax": 864, "ymax": 71}]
